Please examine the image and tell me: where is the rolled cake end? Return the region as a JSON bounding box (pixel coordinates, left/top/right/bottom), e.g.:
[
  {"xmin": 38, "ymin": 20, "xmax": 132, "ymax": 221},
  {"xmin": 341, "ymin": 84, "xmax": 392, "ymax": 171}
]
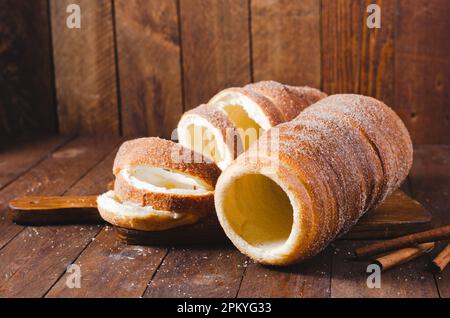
[{"xmin": 214, "ymin": 164, "xmax": 306, "ymax": 265}]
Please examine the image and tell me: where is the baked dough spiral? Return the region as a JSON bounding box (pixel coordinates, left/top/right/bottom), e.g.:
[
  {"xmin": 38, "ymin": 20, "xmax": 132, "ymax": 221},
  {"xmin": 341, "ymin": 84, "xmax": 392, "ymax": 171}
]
[
  {"xmin": 214, "ymin": 94, "xmax": 413, "ymax": 265},
  {"xmin": 177, "ymin": 81, "xmax": 326, "ymax": 170},
  {"xmin": 97, "ymin": 137, "xmax": 221, "ymax": 231}
]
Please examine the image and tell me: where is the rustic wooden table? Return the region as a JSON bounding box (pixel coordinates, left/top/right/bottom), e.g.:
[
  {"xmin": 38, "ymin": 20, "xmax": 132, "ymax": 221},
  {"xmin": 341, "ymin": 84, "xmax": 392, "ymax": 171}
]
[{"xmin": 0, "ymin": 136, "xmax": 448, "ymax": 298}]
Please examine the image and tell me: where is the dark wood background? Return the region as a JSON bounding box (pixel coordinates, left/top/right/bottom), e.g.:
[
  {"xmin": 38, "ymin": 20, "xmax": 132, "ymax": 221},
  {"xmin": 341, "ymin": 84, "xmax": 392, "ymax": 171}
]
[{"xmin": 1, "ymin": 0, "xmax": 449, "ymax": 144}]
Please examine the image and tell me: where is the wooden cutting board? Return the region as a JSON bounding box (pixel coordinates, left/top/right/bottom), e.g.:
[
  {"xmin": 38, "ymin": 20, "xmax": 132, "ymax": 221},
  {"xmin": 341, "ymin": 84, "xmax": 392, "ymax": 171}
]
[
  {"xmin": 115, "ymin": 190, "xmax": 432, "ymax": 244},
  {"xmin": 9, "ymin": 189, "xmax": 432, "ymax": 244},
  {"xmin": 342, "ymin": 190, "xmax": 431, "ymax": 239}
]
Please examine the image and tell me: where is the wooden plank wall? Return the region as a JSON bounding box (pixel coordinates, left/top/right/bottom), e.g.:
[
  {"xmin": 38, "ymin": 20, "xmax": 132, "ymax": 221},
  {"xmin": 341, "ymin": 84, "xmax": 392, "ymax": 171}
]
[
  {"xmin": 0, "ymin": 0, "xmax": 448, "ymax": 144},
  {"xmin": 50, "ymin": 0, "xmax": 119, "ymax": 136},
  {"xmin": 0, "ymin": 0, "xmax": 56, "ymax": 141}
]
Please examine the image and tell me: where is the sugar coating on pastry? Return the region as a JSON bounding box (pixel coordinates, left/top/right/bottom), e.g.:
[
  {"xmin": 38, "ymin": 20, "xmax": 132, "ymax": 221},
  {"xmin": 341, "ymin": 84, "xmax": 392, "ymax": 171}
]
[
  {"xmin": 113, "ymin": 137, "xmax": 221, "ymax": 187},
  {"xmin": 210, "ymin": 87, "xmax": 275, "ymax": 130},
  {"xmin": 99, "ymin": 137, "xmax": 221, "ymax": 231},
  {"xmin": 215, "ymin": 94, "xmax": 413, "ymax": 265},
  {"xmin": 178, "ymin": 81, "xmax": 327, "ymax": 170},
  {"xmin": 244, "ymin": 81, "xmax": 327, "ymax": 122},
  {"xmin": 178, "ymin": 104, "xmax": 240, "ymax": 170}
]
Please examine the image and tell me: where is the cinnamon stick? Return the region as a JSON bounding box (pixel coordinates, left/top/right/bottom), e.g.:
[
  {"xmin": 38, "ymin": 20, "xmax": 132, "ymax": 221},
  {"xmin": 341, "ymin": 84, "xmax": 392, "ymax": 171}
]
[
  {"xmin": 375, "ymin": 242, "xmax": 435, "ymax": 271},
  {"xmin": 355, "ymin": 225, "xmax": 450, "ymax": 258},
  {"xmin": 431, "ymin": 243, "xmax": 450, "ymax": 273}
]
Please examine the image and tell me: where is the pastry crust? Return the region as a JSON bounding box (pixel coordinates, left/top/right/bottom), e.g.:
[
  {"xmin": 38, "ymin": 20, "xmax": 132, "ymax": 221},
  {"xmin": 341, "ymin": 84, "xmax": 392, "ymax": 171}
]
[
  {"xmin": 214, "ymin": 94, "xmax": 413, "ymax": 265},
  {"xmin": 178, "ymin": 81, "xmax": 327, "ymax": 170},
  {"xmin": 177, "ymin": 104, "xmax": 241, "ymax": 169},
  {"xmin": 209, "ymin": 81, "xmax": 327, "ymax": 128},
  {"xmin": 97, "ymin": 191, "xmax": 201, "ymax": 231},
  {"xmin": 243, "ymin": 81, "xmax": 327, "ymax": 122},
  {"xmin": 214, "ymin": 161, "xmax": 317, "ymax": 265},
  {"xmin": 113, "ymin": 137, "xmax": 221, "ymax": 186},
  {"xmin": 100, "ymin": 137, "xmax": 221, "ymax": 231},
  {"xmin": 114, "ymin": 172, "xmax": 214, "ymax": 215},
  {"xmin": 209, "ymin": 86, "xmax": 284, "ymax": 128},
  {"xmin": 300, "ymin": 95, "xmax": 413, "ymax": 204}
]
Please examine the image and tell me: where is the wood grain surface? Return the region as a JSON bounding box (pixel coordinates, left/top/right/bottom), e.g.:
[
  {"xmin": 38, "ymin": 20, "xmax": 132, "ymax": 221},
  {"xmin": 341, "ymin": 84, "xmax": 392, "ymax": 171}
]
[
  {"xmin": 46, "ymin": 226, "xmax": 168, "ymax": 298},
  {"xmin": 251, "ymin": 0, "xmax": 321, "ymax": 87},
  {"xmin": 394, "ymin": 0, "xmax": 450, "ymax": 144},
  {"xmin": 237, "ymin": 247, "xmax": 332, "ymax": 298},
  {"xmin": 0, "ymin": 139, "xmax": 448, "ymax": 298},
  {"xmin": 44, "ymin": 146, "xmax": 169, "ymax": 298},
  {"xmin": 330, "ymin": 175, "xmax": 441, "ymax": 298},
  {"xmin": 0, "ymin": 137, "xmax": 118, "ymax": 249},
  {"xmin": 330, "ymin": 240, "xmax": 438, "ymax": 298},
  {"xmin": 179, "ymin": 0, "xmax": 252, "ymax": 110},
  {"xmin": 144, "ymin": 247, "xmax": 247, "ymax": 298},
  {"xmin": 7, "ymin": 188, "xmax": 431, "ymax": 241},
  {"xmin": 0, "ymin": 136, "xmax": 70, "ymax": 190},
  {"xmin": 322, "ymin": 0, "xmax": 395, "ymax": 105},
  {"xmin": 115, "ymin": 0, "xmax": 183, "ymax": 138},
  {"xmin": 9, "ymin": 195, "xmax": 100, "ymax": 225},
  {"xmin": 322, "ymin": 0, "xmax": 363, "ymax": 95},
  {"xmin": 50, "ymin": 0, "xmax": 119, "ymax": 135},
  {"xmin": 0, "ymin": 138, "xmax": 120, "ymax": 297},
  {"xmin": 408, "ymin": 146, "xmax": 450, "ymax": 297},
  {"xmin": 3, "ymin": 1, "xmax": 450, "ymax": 144},
  {"xmin": 2, "ymin": 2, "xmax": 450, "ymax": 298},
  {"xmin": 344, "ymin": 190, "xmax": 431, "ymax": 239},
  {"xmin": 0, "ymin": 0, "xmax": 56, "ymax": 139}
]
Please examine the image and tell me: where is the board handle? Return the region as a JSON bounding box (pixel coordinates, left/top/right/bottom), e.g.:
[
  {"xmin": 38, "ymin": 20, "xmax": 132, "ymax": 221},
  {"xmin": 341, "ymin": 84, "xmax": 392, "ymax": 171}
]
[{"xmin": 9, "ymin": 196, "xmax": 104, "ymax": 225}]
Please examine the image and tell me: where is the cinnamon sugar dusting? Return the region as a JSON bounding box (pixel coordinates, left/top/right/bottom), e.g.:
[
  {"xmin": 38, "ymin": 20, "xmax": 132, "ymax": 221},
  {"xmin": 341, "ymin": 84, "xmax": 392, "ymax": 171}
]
[{"xmin": 225, "ymin": 94, "xmax": 413, "ymax": 263}]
